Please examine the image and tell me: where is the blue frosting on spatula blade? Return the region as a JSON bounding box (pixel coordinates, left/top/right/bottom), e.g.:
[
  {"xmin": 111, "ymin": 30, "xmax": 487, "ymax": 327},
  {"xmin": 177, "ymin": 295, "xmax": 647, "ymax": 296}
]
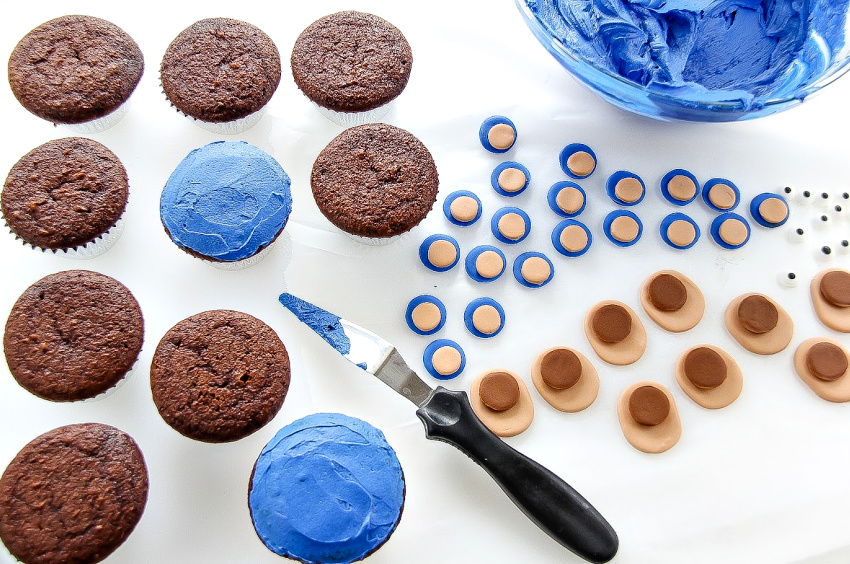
[{"xmin": 279, "ymin": 293, "xmax": 351, "ymax": 355}]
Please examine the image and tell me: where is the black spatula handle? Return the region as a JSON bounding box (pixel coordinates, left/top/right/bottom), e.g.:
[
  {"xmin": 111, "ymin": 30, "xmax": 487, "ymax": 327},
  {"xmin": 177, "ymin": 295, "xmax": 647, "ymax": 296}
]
[{"xmin": 416, "ymin": 386, "xmax": 618, "ymax": 564}]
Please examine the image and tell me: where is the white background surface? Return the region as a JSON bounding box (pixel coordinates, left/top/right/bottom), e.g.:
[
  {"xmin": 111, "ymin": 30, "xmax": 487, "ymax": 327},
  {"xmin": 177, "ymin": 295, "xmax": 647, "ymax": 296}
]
[{"xmin": 3, "ymin": 1, "xmax": 850, "ymax": 563}]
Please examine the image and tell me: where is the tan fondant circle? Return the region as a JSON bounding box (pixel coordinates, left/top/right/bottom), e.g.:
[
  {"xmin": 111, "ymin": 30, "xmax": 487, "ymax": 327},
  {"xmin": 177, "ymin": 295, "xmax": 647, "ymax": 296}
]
[
  {"xmin": 584, "ymin": 300, "xmax": 647, "ymax": 365},
  {"xmin": 640, "ymin": 270, "xmax": 705, "ymax": 333},
  {"xmin": 675, "ymin": 344, "xmax": 743, "ymax": 409},
  {"xmin": 531, "ymin": 347, "xmax": 599, "ymax": 412},
  {"xmin": 610, "ymin": 215, "xmax": 639, "ymax": 243},
  {"xmin": 560, "ymin": 225, "xmax": 589, "ymax": 253},
  {"xmin": 615, "ymin": 177, "xmax": 643, "ymax": 203},
  {"xmin": 470, "ymin": 370, "xmax": 534, "ymax": 437},
  {"xmin": 708, "ymin": 183, "xmax": 736, "ymax": 210},
  {"xmin": 488, "ymin": 123, "xmax": 515, "ymax": 150},
  {"xmin": 476, "ymin": 250, "xmax": 504, "ymax": 279},
  {"xmin": 431, "ymin": 346, "xmax": 462, "ymax": 376},
  {"xmin": 479, "ymin": 371, "xmax": 520, "ymax": 411},
  {"xmin": 498, "ymin": 212, "xmax": 527, "ymax": 240},
  {"xmin": 794, "ymin": 337, "xmax": 850, "ymax": 402},
  {"xmin": 472, "ymin": 305, "xmax": 502, "ymax": 335},
  {"xmin": 617, "ymin": 381, "xmax": 682, "ymax": 454},
  {"xmin": 668, "ymin": 174, "xmax": 697, "ymax": 201},
  {"xmin": 450, "ymin": 196, "xmax": 479, "ymax": 222},
  {"xmin": 521, "ymin": 257, "xmax": 551, "ymax": 285},
  {"xmin": 718, "ymin": 218, "xmax": 748, "ymax": 246},
  {"xmin": 428, "ymin": 239, "xmax": 457, "ymax": 268},
  {"xmin": 411, "ymin": 302, "xmax": 441, "ymax": 332},
  {"xmin": 724, "ymin": 293, "xmax": 793, "ymax": 355},
  {"xmin": 567, "ymin": 151, "xmax": 596, "ymax": 177},
  {"xmin": 811, "ymin": 269, "xmax": 850, "ymax": 332},
  {"xmin": 758, "ymin": 198, "xmax": 789, "ymax": 224},
  {"xmin": 556, "ymin": 187, "xmax": 584, "ymax": 214},
  {"xmin": 667, "ymin": 220, "xmax": 696, "ymax": 247},
  {"xmin": 498, "ymin": 168, "xmax": 527, "ymax": 193}
]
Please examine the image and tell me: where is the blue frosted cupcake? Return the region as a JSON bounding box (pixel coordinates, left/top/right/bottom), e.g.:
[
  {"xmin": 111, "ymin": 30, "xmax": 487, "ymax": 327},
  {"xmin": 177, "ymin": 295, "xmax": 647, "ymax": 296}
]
[
  {"xmin": 249, "ymin": 413, "xmax": 405, "ymax": 564},
  {"xmin": 160, "ymin": 141, "xmax": 292, "ymax": 268}
]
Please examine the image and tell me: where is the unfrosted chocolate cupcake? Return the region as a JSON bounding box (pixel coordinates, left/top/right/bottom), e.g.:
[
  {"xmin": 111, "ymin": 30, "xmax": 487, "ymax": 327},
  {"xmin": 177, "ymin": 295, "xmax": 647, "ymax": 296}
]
[
  {"xmin": 3, "ymin": 270, "xmax": 144, "ymax": 402},
  {"xmin": 8, "ymin": 15, "xmax": 143, "ymax": 129},
  {"xmin": 0, "ymin": 423, "xmax": 148, "ymax": 564},
  {"xmin": 150, "ymin": 310, "xmax": 290, "ymax": 443},
  {"xmin": 291, "ymin": 11, "xmax": 412, "ymax": 125},
  {"xmin": 160, "ymin": 18, "xmax": 280, "ymax": 132},
  {"xmin": 2, "ymin": 137, "xmax": 129, "ymax": 256},
  {"xmin": 311, "ymin": 123, "xmax": 438, "ymax": 240}
]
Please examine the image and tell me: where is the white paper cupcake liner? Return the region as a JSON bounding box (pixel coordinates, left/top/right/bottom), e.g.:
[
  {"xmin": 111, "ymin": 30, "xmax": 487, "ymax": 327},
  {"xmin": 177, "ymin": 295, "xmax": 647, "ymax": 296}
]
[
  {"xmin": 207, "ymin": 242, "xmax": 274, "ymax": 270},
  {"xmin": 315, "ymin": 100, "xmax": 393, "ymax": 127},
  {"xmin": 6, "ymin": 215, "xmax": 126, "ymax": 260},
  {"xmin": 159, "ymin": 76, "xmax": 267, "ymax": 135},
  {"xmin": 61, "ymin": 98, "xmax": 132, "ymax": 134},
  {"xmin": 343, "ymin": 230, "xmax": 408, "ymax": 246}
]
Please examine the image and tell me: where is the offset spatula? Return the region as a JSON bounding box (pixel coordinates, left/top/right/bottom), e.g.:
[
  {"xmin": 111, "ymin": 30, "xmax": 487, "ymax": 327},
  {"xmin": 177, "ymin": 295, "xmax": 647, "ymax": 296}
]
[{"xmin": 279, "ymin": 293, "xmax": 618, "ymax": 564}]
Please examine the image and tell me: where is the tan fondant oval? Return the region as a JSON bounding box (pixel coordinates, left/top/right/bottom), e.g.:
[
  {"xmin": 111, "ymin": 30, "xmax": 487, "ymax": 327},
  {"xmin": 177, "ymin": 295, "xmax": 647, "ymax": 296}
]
[
  {"xmin": 794, "ymin": 337, "xmax": 850, "ymax": 402},
  {"xmin": 584, "ymin": 300, "xmax": 647, "ymax": 365},
  {"xmin": 567, "ymin": 151, "xmax": 595, "ymax": 177},
  {"xmin": 498, "ymin": 168, "xmax": 526, "ymax": 193},
  {"xmin": 531, "ymin": 347, "xmax": 599, "ymax": 413},
  {"xmin": 470, "ymin": 370, "xmax": 534, "ymax": 437},
  {"xmin": 560, "ymin": 225, "xmax": 589, "ymax": 253},
  {"xmin": 556, "ymin": 187, "xmax": 584, "ymax": 214},
  {"xmin": 668, "ymin": 175, "xmax": 696, "ymax": 201},
  {"xmin": 488, "ymin": 124, "xmax": 515, "ymax": 151},
  {"xmin": 450, "ymin": 196, "xmax": 479, "ymax": 222},
  {"xmin": 708, "ymin": 183, "xmax": 736, "ymax": 209},
  {"xmin": 675, "ymin": 344, "xmax": 743, "ymax": 409},
  {"xmin": 428, "ymin": 239, "xmax": 457, "ymax": 268},
  {"xmin": 724, "ymin": 293, "xmax": 793, "ymax": 355},
  {"xmin": 617, "ymin": 381, "xmax": 682, "ymax": 454},
  {"xmin": 640, "ymin": 270, "xmax": 705, "ymax": 333},
  {"xmin": 811, "ymin": 268, "xmax": 850, "ymax": 332}
]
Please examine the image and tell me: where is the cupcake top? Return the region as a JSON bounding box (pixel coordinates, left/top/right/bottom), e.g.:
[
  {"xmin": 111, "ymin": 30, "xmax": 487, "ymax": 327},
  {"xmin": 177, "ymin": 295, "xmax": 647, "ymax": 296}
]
[
  {"xmin": 8, "ymin": 15, "xmax": 143, "ymax": 124},
  {"xmin": 3, "ymin": 270, "xmax": 143, "ymax": 402},
  {"xmin": 311, "ymin": 124, "xmax": 438, "ymax": 238},
  {"xmin": 2, "ymin": 138, "xmax": 129, "ymax": 251},
  {"xmin": 161, "ymin": 18, "xmax": 281, "ymax": 122},
  {"xmin": 160, "ymin": 141, "xmax": 292, "ymax": 262},
  {"xmin": 150, "ymin": 310, "xmax": 290, "ymax": 443},
  {"xmin": 249, "ymin": 413, "xmax": 405, "ymax": 564},
  {"xmin": 291, "ymin": 11, "xmax": 412, "ymax": 112},
  {"xmin": 0, "ymin": 423, "xmax": 148, "ymax": 564}
]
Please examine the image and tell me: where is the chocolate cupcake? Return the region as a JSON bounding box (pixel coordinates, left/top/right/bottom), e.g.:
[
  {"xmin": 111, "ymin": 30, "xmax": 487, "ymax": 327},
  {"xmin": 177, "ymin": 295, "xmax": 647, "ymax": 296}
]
[
  {"xmin": 8, "ymin": 15, "xmax": 143, "ymax": 132},
  {"xmin": 160, "ymin": 141, "xmax": 292, "ymax": 268},
  {"xmin": 311, "ymin": 123, "xmax": 438, "ymax": 242},
  {"xmin": 2, "ymin": 138, "xmax": 129, "ymax": 258},
  {"xmin": 3, "ymin": 270, "xmax": 143, "ymax": 402},
  {"xmin": 160, "ymin": 18, "xmax": 281, "ymax": 134},
  {"xmin": 249, "ymin": 413, "xmax": 405, "ymax": 564},
  {"xmin": 150, "ymin": 310, "xmax": 290, "ymax": 443},
  {"xmin": 291, "ymin": 11, "xmax": 412, "ymax": 126},
  {"xmin": 0, "ymin": 423, "xmax": 148, "ymax": 564}
]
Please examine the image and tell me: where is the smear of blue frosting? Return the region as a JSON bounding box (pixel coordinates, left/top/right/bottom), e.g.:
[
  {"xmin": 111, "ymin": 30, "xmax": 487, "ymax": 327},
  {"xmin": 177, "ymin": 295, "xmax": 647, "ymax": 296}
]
[
  {"xmin": 526, "ymin": 0, "xmax": 849, "ymax": 108},
  {"xmin": 249, "ymin": 413, "xmax": 405, "ymax": 564},
  {"xmin": 160, "ymin": 141, "xmax": 292, "ymax": 262},
  {"xmin": 279, "ymin": 293, "xmax": 351, "ymax": 355}
]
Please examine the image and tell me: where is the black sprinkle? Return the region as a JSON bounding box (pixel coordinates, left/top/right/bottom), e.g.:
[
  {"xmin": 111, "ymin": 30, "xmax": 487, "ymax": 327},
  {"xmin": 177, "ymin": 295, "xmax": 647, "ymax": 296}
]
[
  {"xmin": 844, "ymin": 192, "xmax": 850, "ymax": 200},
  {"xmin": 796, "ymin": 228, "xmax": 805, "ymax": 235},
  {"xmin": 788, "ymin": 272, "xmax": 797, "ymax": 280},
  {"xmin": 836, "ymin": 205, "xmax": 843, "ymax": 213},
  {"xmin": 821, "ymin": 215, "xmax": 829, "ymax": 222},
  {"xmin": 823, "ymin": 246, "xmax": 832, "ymax": 255},
  {"xmin": 784, "ymin": 186, "xmax": 793, "ymax": 194},
  {"xmin": 822, "ymin": 192, "xmax": 830, "ymax": 200},
  {"xmin": 842, "ymin": 240, "xmax": 849, "ymax": 248},
  {"xmin": 803, "ymin": 190, "xmax": 812, "ymax": 198}
]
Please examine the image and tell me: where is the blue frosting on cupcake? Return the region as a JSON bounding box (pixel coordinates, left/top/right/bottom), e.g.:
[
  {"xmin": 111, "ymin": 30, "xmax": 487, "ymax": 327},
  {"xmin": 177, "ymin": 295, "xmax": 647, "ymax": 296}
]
[
  {"xmin": 161, "ymin": 141, "xmax": 292, "ymax": 262},
  {"xmin": 249, "ymin": 413, "xmax": 405, "ymax": 564}
]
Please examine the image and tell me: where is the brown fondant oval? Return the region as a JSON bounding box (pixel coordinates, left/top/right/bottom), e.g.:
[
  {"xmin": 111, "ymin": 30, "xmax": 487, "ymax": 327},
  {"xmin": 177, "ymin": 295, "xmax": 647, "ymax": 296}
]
[
  {"xmin": 592, "ymin": 303, "xmax": 632, "ymax": 344},
  {"xmin": 628, "ymin": 385, "xmax": 670, "ymax": 426},
  {"xmin": 737, "ymin": 294, "xmax": 779, "ymax": 334}
]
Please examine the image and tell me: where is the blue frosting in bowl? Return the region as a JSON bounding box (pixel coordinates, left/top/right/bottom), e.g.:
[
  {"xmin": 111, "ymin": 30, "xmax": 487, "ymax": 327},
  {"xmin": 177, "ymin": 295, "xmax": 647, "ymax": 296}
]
[
  {"xmin": 249, "ymin": 413, "xmax": 405, "ymax": 564},
  {"xmin": 523, "ymin": 0, "xmax": 850, "ymax": 118},
  {"xmin": 161, "ymin": 141, "xmax": 292, "ymax": 262}
]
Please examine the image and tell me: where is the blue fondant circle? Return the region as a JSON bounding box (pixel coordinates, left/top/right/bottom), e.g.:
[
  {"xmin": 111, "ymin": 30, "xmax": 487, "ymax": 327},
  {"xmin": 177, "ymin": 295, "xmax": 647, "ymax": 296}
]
[
  {"xmin": 443, "ymin": 190, "xmax": 482, "ymax": 226},
  {"xmin": 479, "ymin": 115, "xmax": 517, "ymax": 153},
  {"xmin": 419, "ymin": 234, "xmax": 460, "ymax": 272},
  {"xmin": 491, "ymin": 161, "xmax": 531, "ymax": 197},
  {"xmin": 603, "ymin": 210, "xmax": 643, "ymax": 247},
  {"xmin": 559, "ymin": 143, "xmax": 597, "ymax": 179},
  {"xmin": 465, "ymin": 245, "xmax": 507, "ymax": 282},
  {"xmin": 423, "ymin": 339, "xmax": 466, "ymax": 380},
  {"xmin": 464, "ymin": 297, "xmax": 506, "ymax": 338},
  {"xmin": 405, "ymin": 295, "xmax": 447, "ymax": 335},
  {"xmin": 491, "ymin": 206, "xmax": 531, "ymax": 244},
  {"xmin": 606, "ymin": 171, "xmax": 646, "ymax": 206},
  {"xmin": 660, "ymin": 212, "xmax": 701, "ymax": 250},
  {"xmin": 750, "ymin": 193, "xmax": 789, "ymax": 228},
  {"xmin": 547, "ymin": 181, "xmax": 586, "ymax": 217},
  {"xmin": 513, "ymin": 252, "xmax": 555, "ymax": 288},
  {"xmin": 551, "ymin": 219, "xmax": 592, "ymax": 257}
]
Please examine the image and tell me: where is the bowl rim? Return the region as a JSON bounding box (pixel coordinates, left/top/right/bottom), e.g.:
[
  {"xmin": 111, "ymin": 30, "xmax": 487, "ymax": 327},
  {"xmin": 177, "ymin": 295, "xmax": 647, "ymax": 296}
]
[{"xmin": 515, "ymin": 0, "xmax": 850, "ymax": 113}]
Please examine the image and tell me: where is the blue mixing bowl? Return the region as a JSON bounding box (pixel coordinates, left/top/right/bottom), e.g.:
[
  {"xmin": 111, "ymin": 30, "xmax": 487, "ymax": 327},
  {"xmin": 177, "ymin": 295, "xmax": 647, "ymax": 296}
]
[{"xmin": 516, "ymin": 0, "xmax": 850, "ymax": 122}]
